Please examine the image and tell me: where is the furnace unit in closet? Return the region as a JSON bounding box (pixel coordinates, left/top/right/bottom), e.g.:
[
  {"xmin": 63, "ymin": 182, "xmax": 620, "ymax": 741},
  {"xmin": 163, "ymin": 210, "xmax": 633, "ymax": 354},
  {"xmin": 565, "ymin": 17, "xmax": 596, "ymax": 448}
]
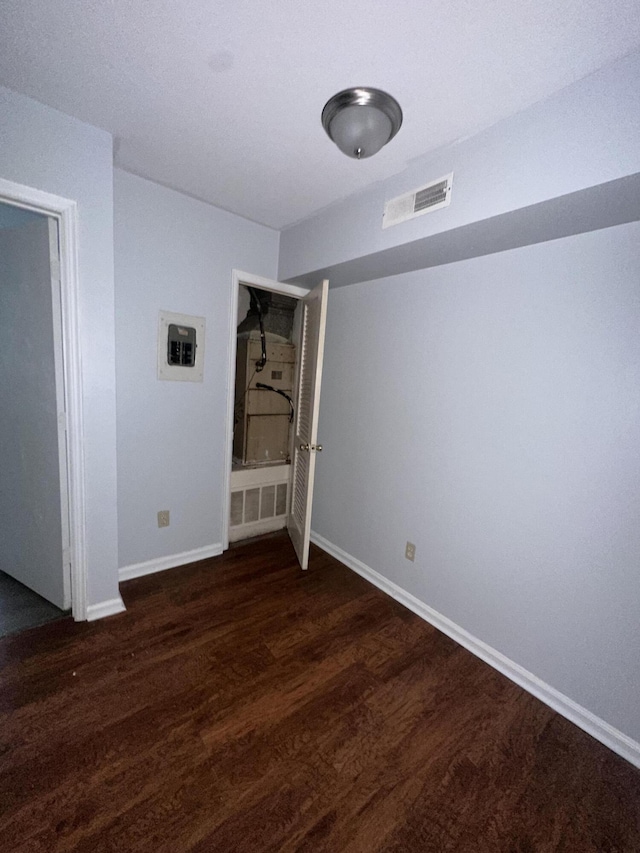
[
  {"xmin": 233, "ymin": 335, "xmax": 296, "ymax": 465},
  {"xmin": 230, "ymin": 288, "xmax": 299, "ymax": 543}
]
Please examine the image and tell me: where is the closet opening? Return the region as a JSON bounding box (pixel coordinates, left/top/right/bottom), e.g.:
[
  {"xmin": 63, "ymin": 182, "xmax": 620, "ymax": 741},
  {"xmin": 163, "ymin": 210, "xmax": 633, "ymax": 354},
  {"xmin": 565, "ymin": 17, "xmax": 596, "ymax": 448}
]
[{"xmin": 229, "ymin": 284, "xmax": 302, "ymax": 543}]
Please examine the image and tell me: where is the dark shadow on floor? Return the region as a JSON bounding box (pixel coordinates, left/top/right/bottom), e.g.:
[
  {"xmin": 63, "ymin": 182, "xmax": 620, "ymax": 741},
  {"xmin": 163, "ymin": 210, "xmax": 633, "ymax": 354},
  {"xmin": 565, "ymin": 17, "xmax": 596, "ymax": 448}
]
[{"xmin": 0, "ymin": 571, "xmax": 69, "ymax": 638}]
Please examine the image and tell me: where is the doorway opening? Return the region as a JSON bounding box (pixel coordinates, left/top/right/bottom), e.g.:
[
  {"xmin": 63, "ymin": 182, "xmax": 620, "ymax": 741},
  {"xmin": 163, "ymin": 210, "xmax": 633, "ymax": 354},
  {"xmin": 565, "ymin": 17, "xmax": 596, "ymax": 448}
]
[
  {"xmin": 223, "ymin": 272, "xmax": 328, "ymax": 570},
  {"xmin": 229, "ymin": 285, "xmax": 302, "ymax": 543},
  {"xmin": 0, "ymin": 199, "xmax": 70, "ymax": 634},
  {"xmin": 0, "ymin": 178, "xmax": 87, "ymax": 623}
]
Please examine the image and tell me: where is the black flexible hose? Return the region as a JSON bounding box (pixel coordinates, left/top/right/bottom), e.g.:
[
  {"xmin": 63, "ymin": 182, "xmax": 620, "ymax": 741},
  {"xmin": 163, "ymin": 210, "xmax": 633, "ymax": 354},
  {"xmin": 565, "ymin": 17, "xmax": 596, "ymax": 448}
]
[
  {"xmin": 256, "ymin": 382, "xmax": 295, "ymax": 423},
  {"xmin": 247, "ymin": 287, "xmax": 267, "ymax": 372}
]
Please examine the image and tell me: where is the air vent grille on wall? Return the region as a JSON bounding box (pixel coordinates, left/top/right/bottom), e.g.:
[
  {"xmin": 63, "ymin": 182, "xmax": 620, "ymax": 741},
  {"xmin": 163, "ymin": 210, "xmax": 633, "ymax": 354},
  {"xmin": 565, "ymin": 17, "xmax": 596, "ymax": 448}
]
[
  {"xmin": 229, "ymin": 467, "xmax": 290, "ymax": 543},
  {"xmin": 382, "ymin": 172, "xmax": 453, "ymax": 229}
]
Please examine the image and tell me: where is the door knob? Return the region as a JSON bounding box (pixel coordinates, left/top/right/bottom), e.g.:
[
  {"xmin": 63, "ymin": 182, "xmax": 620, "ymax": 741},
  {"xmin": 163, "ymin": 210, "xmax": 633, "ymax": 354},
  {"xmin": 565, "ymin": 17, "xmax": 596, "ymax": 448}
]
[
  {"xmin": 311, "ymin": 444, "xmax": 323, "ymax": 452},
  {"xmin": 299, "ymin": 443, "xmax": 310, "ymax": 451}
]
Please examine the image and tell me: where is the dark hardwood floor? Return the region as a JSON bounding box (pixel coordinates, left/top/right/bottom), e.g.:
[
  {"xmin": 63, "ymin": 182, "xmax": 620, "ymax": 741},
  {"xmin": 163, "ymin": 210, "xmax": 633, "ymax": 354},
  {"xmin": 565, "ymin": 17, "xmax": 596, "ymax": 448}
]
[{"xmin": 1, "ymin": 533, "xmax": 639, "ymax": 852}]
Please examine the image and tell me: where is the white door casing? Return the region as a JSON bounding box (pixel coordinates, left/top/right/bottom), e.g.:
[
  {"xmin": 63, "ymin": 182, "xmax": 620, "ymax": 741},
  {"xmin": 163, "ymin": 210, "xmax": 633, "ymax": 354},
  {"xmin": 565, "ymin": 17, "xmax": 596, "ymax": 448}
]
[
  {"xmin": 287, "ymin": 279, "xmax": 329, "ymax": 570},
  {"xmin": 48, "ymin": 218, "xmax": 72, "ymax": 608}
]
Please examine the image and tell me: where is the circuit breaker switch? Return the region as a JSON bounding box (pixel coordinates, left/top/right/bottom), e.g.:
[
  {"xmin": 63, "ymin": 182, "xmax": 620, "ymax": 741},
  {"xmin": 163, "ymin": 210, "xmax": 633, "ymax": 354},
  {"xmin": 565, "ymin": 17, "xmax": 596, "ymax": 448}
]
[{"xmin": 167, "ymin": 323, "xmax": 196, "ymax": 366}]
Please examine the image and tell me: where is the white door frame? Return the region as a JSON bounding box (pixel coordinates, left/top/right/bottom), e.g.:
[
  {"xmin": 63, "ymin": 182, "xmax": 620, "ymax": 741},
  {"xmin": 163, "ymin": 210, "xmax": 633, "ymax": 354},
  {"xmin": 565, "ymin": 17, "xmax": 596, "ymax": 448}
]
[
  {"xmin": 0, "ymin": 177, "xmax": 88, "ymax": 621},
  {"xmin": 222, "ymin": 270, "xmax": 309, "ymax": 550}
]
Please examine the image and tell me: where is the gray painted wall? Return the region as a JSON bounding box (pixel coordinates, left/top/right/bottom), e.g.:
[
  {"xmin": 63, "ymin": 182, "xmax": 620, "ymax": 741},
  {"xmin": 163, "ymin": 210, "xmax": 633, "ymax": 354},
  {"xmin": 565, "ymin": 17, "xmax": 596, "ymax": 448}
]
[
  {"xmin": 114, "ymin": 170, "xmax": 280, "ymax": 568},
  {"xmin": 0, "ymin": 86, "xmax": 119, "ymax": 608},
  {"xmin": 311, "ymin": 220, "xmax": 640, "ymax": 743}
]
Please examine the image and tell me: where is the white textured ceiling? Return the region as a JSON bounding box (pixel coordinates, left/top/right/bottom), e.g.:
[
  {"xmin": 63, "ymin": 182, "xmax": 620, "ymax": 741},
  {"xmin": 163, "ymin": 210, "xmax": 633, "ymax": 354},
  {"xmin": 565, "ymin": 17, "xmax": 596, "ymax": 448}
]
[{"xmin": 1, "ymin": 1, "xmax": 640, "ymax": 229}]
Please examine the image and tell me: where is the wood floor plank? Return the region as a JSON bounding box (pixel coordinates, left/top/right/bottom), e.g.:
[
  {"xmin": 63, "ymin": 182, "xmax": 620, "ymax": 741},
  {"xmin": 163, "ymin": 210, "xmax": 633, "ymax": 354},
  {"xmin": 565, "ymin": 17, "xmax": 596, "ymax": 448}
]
[{"xmin": 1, "ymin": 532, "xmax": 639, "ymax": 852}]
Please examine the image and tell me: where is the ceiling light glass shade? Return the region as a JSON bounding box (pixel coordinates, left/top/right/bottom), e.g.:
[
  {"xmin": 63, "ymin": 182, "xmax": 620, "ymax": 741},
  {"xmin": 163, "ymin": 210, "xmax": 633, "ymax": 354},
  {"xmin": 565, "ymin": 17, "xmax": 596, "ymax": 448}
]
[{"xmin": 322, "ymin": 87, "xmax": 402, "ymax": 159}]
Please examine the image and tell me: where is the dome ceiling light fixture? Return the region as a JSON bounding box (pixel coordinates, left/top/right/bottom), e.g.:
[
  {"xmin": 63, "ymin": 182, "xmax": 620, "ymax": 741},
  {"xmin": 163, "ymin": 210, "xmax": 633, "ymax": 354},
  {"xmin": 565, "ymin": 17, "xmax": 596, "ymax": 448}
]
[{"xmin": 321, "ymin": 87, "xmax": 403, "ymax": 160}]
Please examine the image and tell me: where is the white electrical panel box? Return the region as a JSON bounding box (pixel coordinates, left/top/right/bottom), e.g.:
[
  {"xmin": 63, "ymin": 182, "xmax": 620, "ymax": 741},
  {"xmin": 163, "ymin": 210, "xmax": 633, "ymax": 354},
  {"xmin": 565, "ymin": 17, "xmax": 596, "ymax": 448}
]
[{"xmin": 157, "ymin": 310, "xmax": 205, "ymax": 382}]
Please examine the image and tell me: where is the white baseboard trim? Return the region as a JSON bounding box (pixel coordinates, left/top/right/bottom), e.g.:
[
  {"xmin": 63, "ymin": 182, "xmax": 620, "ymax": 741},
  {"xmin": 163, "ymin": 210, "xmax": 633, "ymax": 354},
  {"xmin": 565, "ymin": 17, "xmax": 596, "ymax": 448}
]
[
  {"xmin": 118, "ymin": 543, "xmax": 224, "ymax": 582},
  {"xmin": 86, "ymin": 595, "xmax": 126, "ymax": 622},
  {"xmin": 310, "ymin": 531, "xmax": 640, "ymax": 770}
]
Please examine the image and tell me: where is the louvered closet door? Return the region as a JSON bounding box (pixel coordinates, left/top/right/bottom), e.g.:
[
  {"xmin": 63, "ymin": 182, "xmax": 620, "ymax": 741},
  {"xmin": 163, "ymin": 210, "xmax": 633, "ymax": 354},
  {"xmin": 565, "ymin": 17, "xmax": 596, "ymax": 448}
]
[{"xmin": 287, "ymin": 279, "xmax": 328, "ymax": 570}]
